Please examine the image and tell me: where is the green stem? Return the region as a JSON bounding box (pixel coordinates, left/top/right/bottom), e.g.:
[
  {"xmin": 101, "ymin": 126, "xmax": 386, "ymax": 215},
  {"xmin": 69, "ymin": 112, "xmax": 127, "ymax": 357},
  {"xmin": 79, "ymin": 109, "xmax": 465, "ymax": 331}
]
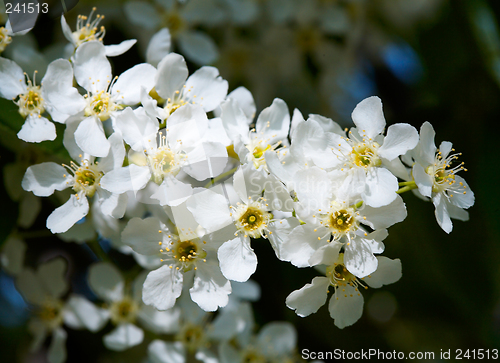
[
  {"xmin": 398, "ymin": 181, "xmax": 416, "ymax": 187},
  {"xmin": 396, "ymin": 184, "xmax": 418, "ymax": 194},
  {"xmin": 204, "ymin": 166, "xmax": 238, "ymax": 188}
]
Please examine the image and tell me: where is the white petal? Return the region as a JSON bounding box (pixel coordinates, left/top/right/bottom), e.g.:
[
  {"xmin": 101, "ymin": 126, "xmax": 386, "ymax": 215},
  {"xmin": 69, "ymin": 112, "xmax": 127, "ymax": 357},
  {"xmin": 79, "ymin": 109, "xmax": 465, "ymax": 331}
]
[
  {"xmin": 47, "ymin": 328, "xmax": 67, "ymax": 363},
  {"xmin": 38, "ymin": 258, "xmax": 68, "ymax": 298},
  {"xmin": 64, "ymin": 295, "xmax": 109, "ymax": 332},
  {"xmin": 177, "ymin": 31, "xmax": 219, "ymax": 65},
  {"xmin": 60, "ymin": 15, "xmax": 75, "ymax": 46},
  {"xmin": 433, "ymin": 193, "xmax": 452, "ymax": 233},
  {"xmin": 363, "ymin": 167, "xmax": 398, "ymax": 208},
  {"xmin": 98, "ymin": 189, "xmax": 128, "ymax": 218},
  {"xmin": 255, "ymin": 98, "xmax": 290, "ymax": 143},
  {"xmin": 286, "ymin": 276, "xmax": 330, "ymax": 317},
  {"xmin": 257, "ymin": 322, "xmax": 296, "ymax": 357},
  {"xmin": 16, "ymin": 268, "xmax": 44, "ymax": 304},
  {"xmin": 185, "ymin": 66, "xmax": 228, "ymax": 112},
  {"xmin": 190, "ymin": 260, "xmax": 231, "ymax": 311},
  {"xmin": 166, "ymin": 103, "xmax": 208, "ymax": 149},
  {"xmin": 226, "ymin": 86, "xmax": 256, "ymax": 121},
  {"xmin": 46, "ymin": 194, "xmax": 89, "ymax": 233},
  {"xmin": 100, "ymin": 164, "xmax": 151, "ymax": 194},
  {"xmin": 146, "ymin": 28, "xmax": 172, "ymax": 67},
  {"xmin": 293, "ymin": 167, "xmax": 331, "ymax": 212},
  {"xmin": 114, "ymin": 107, "xmax": 158, "ymax": 152},
  {"xmin": 74, "ymin": 117, "xmax": 110, "ymax": 157},
  {"xmin": 88, "ymin": 262, "xmax": 124, "ymax": 302},
  {"xmin": 183, "ymin": 142, "xmax": 228, "ymax": 181},
  {"xmin": 137, "ymin": 306, "xmax": 181, "ymax": 334},
  {"xmin": 151, "ymin": 176, "xmax": 193, "ymax": 206},
  {"xmin": 18, "ymin": 115, "xmax": 56, "ymax": 143},
  {"xmin": 378, "ymin": 123, "xmax": 419, "ymax": 161},
  {"xmin": 186, "ymin": 189, "xmax": 232, "ymax": 233},
  {"xmin": 0, "ymin": 57, "xmax": 26, "ymax": 99},
  {"xmin": 308, "ymin": 241, "xmax": 342, "ymax": 266},
  {"xmin": 351, "ymin": 96, "xmax": 385, "ymax": 139},
  {"xmin": 148, "ymin": 340, "xmax": 186, "ymax": 363},
  {"xmin": 0, "ymin": 236, "xmax": 26, "ymax": 275},
  {"xmin": 105, "ymin": 39, "xmax": 137, "ymax": 57},
  {"xmin": 98, "ymin": 132, "xmax": 126, "ymax": 173},
  {"xmin": 278, "ymin": 224, "xmax": 328, "ymax": 267},
  {"xmin": 344, "ymin": 237, "xmax": 378, "ymax": 278},
  {"xmin": 155, "ymin": 53, "xmax": 188, "ymax": 100},
  {"xmin": 449, "ymin": 175, "xmax": 474, "ymax": 209},
  {"xmin": 103, "ymin": 323, "xmax": 144, "ymax": 351},
  {"xmin": 22, "ymin": 162, "xmax": 69, "ymax": 197},
  {"xmin": 414, "ymin": 121, "xmax": 436, "ymax": 165},
  {"xmin": 73, "ymin": 41, "xmax": 112, "ymax": 93},
  {"xmin": 365, "ymin": 257, "xmax": 402, "ymax": 288},
  {"xmin": 218, "ymin": 236, "xmax": 257, "ymax": 282},
  {"xmin": 263, "ymin": 177, "xmax": 294, "ymax": 212},
  {"xmin": 361, "ymin": 195, "xmax": 407, "ymax": 229},
  {"xmin": 220, "ymin": 98, "xmax": 252, "ymax": 142},
  {"xmin": 113, "ymin": 63, "xmax": 156, "ymax": 105},
  {"xmin": 143, "ymin": 265, "xmax": 183, "ymax": 310},
  {"xmin": 41, "ymin": 59, "xmax": 86, "ymax": 123},
  {"xmin": 233, "ymin": 163, "xmax": 267, "ymax": 201},
  {"xmin": 122, "ymin": 217, "xmax": 165, "ymax": 255},
  {"xmin": 413, "ymin": 163, "xmax": 433, "ymax": 198},
  {"xmin": 328, "ymin": 285, "xmax": 364, "ymax": 328},
  {"xmin": 124, "ymin": 1, "xmax": 161, "ymax": 29}
]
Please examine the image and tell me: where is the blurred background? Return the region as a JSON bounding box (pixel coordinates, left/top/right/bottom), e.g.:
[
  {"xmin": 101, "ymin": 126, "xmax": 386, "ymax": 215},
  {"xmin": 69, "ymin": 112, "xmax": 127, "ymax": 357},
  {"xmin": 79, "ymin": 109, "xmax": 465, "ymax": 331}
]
[{"xmin": 1, "ymin": 0, "xmax": 500, "ymax": 361}]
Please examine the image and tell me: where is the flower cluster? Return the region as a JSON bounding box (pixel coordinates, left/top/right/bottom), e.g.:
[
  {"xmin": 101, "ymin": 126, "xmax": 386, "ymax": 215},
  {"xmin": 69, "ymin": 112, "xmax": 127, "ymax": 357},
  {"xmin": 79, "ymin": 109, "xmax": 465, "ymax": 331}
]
[{"xmin": 0, "ymin": 3, "xmax": 473, "ymax": 363}]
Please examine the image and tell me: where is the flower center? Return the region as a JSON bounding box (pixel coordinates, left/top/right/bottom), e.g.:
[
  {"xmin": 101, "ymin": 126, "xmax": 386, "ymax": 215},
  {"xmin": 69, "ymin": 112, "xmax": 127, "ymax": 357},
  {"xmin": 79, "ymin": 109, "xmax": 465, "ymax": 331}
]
[
  {"xmin": 38, "ymin": 299, "xmax": 64, "ymax": 330},
  {"xmin": 320, "ymin": 205, "xmax": 359, "ymax": 240},
  {"xmin": 242, "ymin": 348, "xmax": 267, "ymax": 363},
  {"xmin": 326, "ymin": 254, "xmax": 367, "ymax": 297},
  {"xmin": 163, "ymin": 12, "xmax": 185, "ymax": 36},
  {"xmin": 64, "ymin": 159, "xmax": 103, "ymax": 198},
  {"xmin": 0, "ymin": 27, "xmax": 12, "ymax": 53},
  {"xmin": 425, "ymin": 148, "xmax": 466, "ymax": 194},
  {"xmin": 84, "ymin": 90, "xmax": 121, "ymax": 121},
  {"xmin": 73, "ymin": 8, "xmax": 106, "ymax": 47},
  {"xmin": 176, "ymin": 324, "xmax": 205, "ymax": 354},
  {"xmin": 110, "ymin": 297, "xmax": 138, "ymax": 325},
  {"xmin": 351, "ymin": 142, "xmax": 381, "ymax": 168},
  {"xmin": 233, "ymin": 201, "xmax": 272, "ymax": 239},
  {"xmin": 147, "ymin": 140, "xmax": 186, "ymax": 184},
  {"xmin": 245, "ymin": 131, "xmax": 283, "ymax": 169},
  {"xmin": 15, "ymin": 73, "xmax": 45, "ymax": 118}
]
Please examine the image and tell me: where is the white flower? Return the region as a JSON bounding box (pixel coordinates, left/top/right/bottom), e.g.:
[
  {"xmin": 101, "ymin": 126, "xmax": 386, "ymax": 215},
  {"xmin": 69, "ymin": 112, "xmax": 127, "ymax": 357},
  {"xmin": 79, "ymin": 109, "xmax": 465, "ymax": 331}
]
[
  {"xmin": 286, "ymin": 252, "xmax": 402, "ymax": 329},
  {"xmin": 187, "ymin": 164, "xmax": 291, "ymax": 282},
  {"xmin": 16, "ymin": 258, "xmax": 70, "ymax": 363},
  {"xmin": 219, "ymin": 321, "xmax": 298, "ymax": 363},
  {"xmin": 150, "ymin": 53, "xmax": 228, "ymax": 122},
  {"xmin": 411, "ymin": 122, "xmax": 474, "ymax": 233},
  {"xmin": 21, "ymin": 132, "xmax": 127, "ymax": 233},
  {"xmin": 81, "ymin": 262, "xmax": 180, "ymax": 351},
  {"xmin": 61, "ymin": 7, "xmax": 136, "ymax": 57},
  {"xmin": 64, "ymin": 41, "xmax": 156, "ymax": 157},
  {"xmin": 220, "ymin": 97, "xmax": 290, "ymax": 169},
  {"xmin": 124, "ymin": 0, "xmax": 225, "ymax": 65},
  {"xmin": 278, "ymin": 169, "xmax": 406, "ymax": 277},
  {"xmin": 0, "ymin": 57, "xmax": 61, "ymax": 142},
  {"xmin": 100, "ymin": 104, "xmax": 228, "ymax": 206},
  {"xmin": 332, "ymin": 96, "xmax": 419, "ymax": 207},
  {"xmin": 121, "ymin": 214, "xmax": 231, "ymax": 312}
]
